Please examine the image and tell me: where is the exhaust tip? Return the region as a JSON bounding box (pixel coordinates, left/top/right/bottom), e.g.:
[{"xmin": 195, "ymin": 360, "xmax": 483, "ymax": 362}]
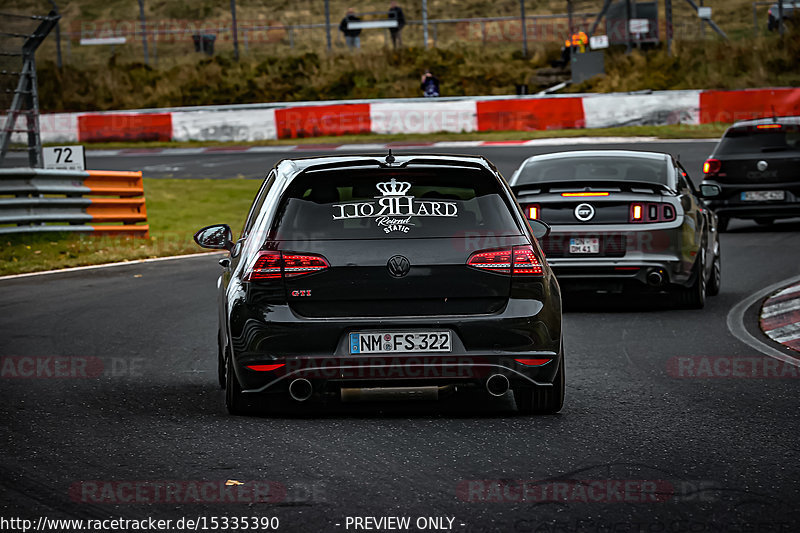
[
  {"xmin": 486, "ymin": 374, "xmax": 510, "ymax": 397},
  {"xmin": 647, "ymin": 269, "xmax": 665, "ymax": 287},
  {"xmin": 289, "ymin": 378, "xmax": 313, "ymax": 402}
]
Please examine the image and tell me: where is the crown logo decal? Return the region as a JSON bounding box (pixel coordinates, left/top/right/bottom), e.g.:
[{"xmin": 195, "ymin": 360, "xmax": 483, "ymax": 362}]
[{"xmin": 376, "ymin": 178, "xmax": 412, "ymax": 196}]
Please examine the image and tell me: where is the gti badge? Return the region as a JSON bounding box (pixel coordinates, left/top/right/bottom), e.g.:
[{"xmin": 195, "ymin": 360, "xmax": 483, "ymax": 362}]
[
  {"xmin": 757, "ymin": 160, "xmax": 769, "ymax": 172},
  {"xmin": 574, "ymin": 203, "xmax": 595, "ymax": 222},
  {"xmin": 387, "ymin": 255, "xmax": 411, "ymax": 278}
]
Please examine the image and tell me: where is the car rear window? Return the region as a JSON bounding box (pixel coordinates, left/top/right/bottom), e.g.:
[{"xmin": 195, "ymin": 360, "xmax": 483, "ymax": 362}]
[
  {"xmin": 515, "ymin": 156, "xmax": 669, "ymax": 186},
  {"xmin": 716, "ymin": 125, "xmax": 800, "ymax": 155},
  {"xmin": 270, "ymin": 167, "xmax": 523, "ymax": 240}
]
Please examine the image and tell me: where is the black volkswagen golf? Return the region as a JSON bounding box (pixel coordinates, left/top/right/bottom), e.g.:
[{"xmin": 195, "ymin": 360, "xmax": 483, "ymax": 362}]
[{"xmin": 195, "ymin": 153, "xmax": 563, "ymax": 415}]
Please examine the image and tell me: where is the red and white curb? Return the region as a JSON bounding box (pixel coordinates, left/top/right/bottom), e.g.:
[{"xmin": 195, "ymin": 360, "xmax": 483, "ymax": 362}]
[
  {"xmin": 760, "ymin": 283, "xmax": 800, "ymax": 353},
  {"xmin": 79, "ymin": 137, "xmax": 714, "ymax": 158}
]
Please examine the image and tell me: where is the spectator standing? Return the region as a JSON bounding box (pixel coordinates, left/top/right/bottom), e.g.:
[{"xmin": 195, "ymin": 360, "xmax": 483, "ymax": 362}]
[
  {"xmin": 339, "ymin": 8, "xmax": 362, "ymax": 49},
  {"xmin": 420, "ymin": 71, "xmax": 440, "ymax": 98},
  {"xmin": 388, "ymin": 1, "xmax": 406, "ymax": 49}
]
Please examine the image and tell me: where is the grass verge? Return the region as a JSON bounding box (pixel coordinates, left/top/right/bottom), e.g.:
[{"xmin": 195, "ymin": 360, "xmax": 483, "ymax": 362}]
[
  {"xmin": 0, "ymin": 178, "xmax": 262, "ymax": 277},
  {"xmin": 66, "ymin": 124, "xmax": 728, "ymax": 152}
]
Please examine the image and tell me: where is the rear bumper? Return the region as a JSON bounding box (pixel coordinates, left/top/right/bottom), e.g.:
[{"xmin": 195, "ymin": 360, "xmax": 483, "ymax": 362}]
[
  {"xmin": 239, "ymin": 355, "xmax": 560, "ymax": 394},
  {"xmin": 228, "ymin": 293, "xmax": 562, "ymax": 393},
  {"xmin": 706, "ymin": 202, "xmax": 800, "ymax": 219},
  {"xmin": 703, "ymin": 179, "xmax": 800, "ymax": 220}
]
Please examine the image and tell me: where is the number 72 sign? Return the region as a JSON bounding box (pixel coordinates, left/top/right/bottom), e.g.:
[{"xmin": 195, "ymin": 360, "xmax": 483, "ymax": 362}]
[{"xmin": 43, "ymin": 145, "xmax": 86, "ymax": 171}]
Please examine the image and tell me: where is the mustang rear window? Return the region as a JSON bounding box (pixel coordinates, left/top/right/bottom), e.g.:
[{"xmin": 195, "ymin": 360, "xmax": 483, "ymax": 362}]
[
  {"xmin": 270, "ymin": 167, "xmax": 522, "ymax": 240},
  {"xmin": 716, "ymin": 126, "xmax": 800, "ymax": 155},
  {"xmin": 516, "ymin": 157, "xmax": 669, "ymax": 186}
]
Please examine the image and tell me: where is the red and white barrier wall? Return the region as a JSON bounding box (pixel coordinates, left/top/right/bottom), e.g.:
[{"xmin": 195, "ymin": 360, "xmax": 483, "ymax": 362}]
[{"xmin": 7, "ymin": 87, "xmax": 800, "ymax": 144}]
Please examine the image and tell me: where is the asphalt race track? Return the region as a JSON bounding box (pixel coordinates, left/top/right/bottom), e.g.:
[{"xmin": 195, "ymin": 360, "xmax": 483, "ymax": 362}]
[
  {"xmin": 86, "ymin": 139, "xmax": 715, "ymax": 181},
  {"xmin": 2, "ymin": 141, "xmax": 800, "ymax": 532}
]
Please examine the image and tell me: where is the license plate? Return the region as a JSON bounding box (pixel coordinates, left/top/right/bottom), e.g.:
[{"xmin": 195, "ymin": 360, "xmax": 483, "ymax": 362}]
[
  {"xmin": 350, "ymin": 332, "xmax": 451, "ymax": 354},
  {"xmin": 741, "ymin": 190, "xmax": 785, "ymax": 201},
  {"xmin": 569, "ymin": 237, "xmax": 600, "ymax": 254}
]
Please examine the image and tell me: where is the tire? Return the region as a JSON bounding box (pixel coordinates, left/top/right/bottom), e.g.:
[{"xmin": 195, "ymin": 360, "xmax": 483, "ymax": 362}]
[
  {"xmin": 677, "ymin": 250, "xmax": 706, "ymax": 309},
  {"xmin": 225, "ymin": 354, "xmax": 252, "ymax": 415},
  {"xmin": 217, "ymin": 329, "xmax": 226, "ymax": 390},
  {"xmin": 717, "ymin": 216, "xmax": 729, "ymax": 233},
  {"xmin": 707, "ymin": 254, "xmax": 721, "ymax": 297},
  {"xmin": 513, "ymin": 353, "xmax": 565, "ymax": 415}
]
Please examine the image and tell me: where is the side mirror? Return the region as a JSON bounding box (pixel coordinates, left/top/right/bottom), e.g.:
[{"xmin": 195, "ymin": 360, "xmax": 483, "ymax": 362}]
[
  {"xmin": 529, "ymin": 219, "xmax": 551, "ymax": 240},
  {"xmin": 194, "ymin": 224, "xmax": 233, "ymax": 250},
  {"xmin": 699, "ymin": 184, "xmax": 721, "ymax": 198}
]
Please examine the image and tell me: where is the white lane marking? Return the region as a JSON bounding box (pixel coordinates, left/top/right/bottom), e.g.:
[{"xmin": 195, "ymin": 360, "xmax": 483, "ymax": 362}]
[
  {"xmin": 761, "ymin": 298, "xmax": 800, "ymax": 318},
  {"xmin": 0, "ymin": 251, "xmax": 225, "ymax": 281},
  {"xmin": 726, "ymin": 274, "xmax": 800, "ymax": 367}
]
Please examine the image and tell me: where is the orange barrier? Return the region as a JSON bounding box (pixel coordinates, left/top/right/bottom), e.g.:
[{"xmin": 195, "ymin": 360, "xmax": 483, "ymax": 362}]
[{"xmin": 85, "ymin": 170, "xmax": 149, "ymax": 237}]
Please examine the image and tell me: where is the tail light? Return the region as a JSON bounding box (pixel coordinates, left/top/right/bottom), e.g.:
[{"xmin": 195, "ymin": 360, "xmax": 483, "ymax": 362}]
[
  {"xmin": 246, "ymin": 363, "xmax": 285, "ymax": 372},
  {"xmin": 467, "ymin": 245, "xmax": 542, "ymax": 276},
  {"xmin": 527, "ymin": 204, "xmax": 540, "ymax": 220},
  {"xmin": 245, "ymin": 251, "xmax": 329, "ymax": 281},
  {"xmin": 703, "ymin": 158, "xmax": 721, "ymax": 175},
  {"xmin": 629, "ymin": 202, "xmax": 676, "ymax": 223},
  {"xmin": 514, "ymin": 358, "xmax": 552, "ymax": 366},
  {"xmin": 560, "ymin": 192, "xmax": 610, "ymax": 197}
]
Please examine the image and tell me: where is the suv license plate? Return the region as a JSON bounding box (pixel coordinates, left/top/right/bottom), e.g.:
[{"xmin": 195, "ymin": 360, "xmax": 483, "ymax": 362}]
[
  {"xmin": 742, "ymin": 190, "xmax": 785, "ymax": 201},
  {"xmin": 350, "ymin": 332, "xmax": 451, "ymax": 354}
]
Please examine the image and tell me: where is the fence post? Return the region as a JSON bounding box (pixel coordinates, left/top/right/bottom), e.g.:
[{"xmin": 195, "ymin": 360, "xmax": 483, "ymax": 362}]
[
  {"xmin": 137, "ymin": 0, "xmax": 149, "ymax": 66},
  {"xmin": 324, "ymin": 0, "xmax": 332, "ymax": 51},
  {"xmin": 422, "ymin": 0, "xmax": 429, "ymax": 48},
  {"xmin": 520, "ymin": 0, "xmax": 528, "ymax": 57},
  {"xmin": 231, "ymin": 0, "xmax": 240, "ymax": 60},
  {"xmin": 665, "ymin": 0, "xmax": 673, "ymax": 55}
]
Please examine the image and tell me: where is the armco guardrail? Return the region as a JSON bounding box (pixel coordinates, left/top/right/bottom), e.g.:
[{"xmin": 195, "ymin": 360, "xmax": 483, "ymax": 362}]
[{"xmin": 0, "ymin": 168, "xmax": 149, "ymax": 237}]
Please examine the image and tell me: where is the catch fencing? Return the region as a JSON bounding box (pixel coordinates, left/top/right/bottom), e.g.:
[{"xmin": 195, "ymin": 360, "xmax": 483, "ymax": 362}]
[{"xmin": 0, "ymin": 168, "xmax": 149, "ymax": 237}]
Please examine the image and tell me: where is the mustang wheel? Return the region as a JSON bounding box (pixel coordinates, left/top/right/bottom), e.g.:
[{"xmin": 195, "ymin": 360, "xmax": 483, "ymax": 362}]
[
  {"xmin": 678, "ymin": 250, "xmax": 706, "ymax": 309},
  {"xmin": 707, "ymin": 254, "xmax": 721, "ymax": 297}
]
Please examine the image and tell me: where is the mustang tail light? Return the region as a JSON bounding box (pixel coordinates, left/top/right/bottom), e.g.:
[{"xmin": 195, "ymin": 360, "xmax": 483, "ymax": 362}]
[
  {"xmin": 527, "ymin": 204, "xmax": 540, "ymax": 220},
  {"xmin": 629, "ymin": 202, "xmax": 676, "ymax": 223},
  {"xmin": 703, "ymin": 158, "xmax": 721, "ymax": 175},
  {"xmin": 246, "ymin": 251, "xmax": 329, "ymax": 281},
  {"xmin": 467, "ymin": 245, "xmax": 543, "ymax": 276}
]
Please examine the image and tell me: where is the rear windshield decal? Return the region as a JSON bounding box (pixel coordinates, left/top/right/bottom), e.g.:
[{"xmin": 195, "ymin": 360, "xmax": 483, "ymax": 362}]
[{"xmin": 332, "ymin": 179, "xmax": 458, "ymax": 234}]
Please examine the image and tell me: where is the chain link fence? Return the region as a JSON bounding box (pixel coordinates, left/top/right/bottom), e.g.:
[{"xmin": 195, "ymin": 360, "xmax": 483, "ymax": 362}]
[{"xmin": 0, "ymin": 0, "xmax": 765, "ymax": 69}]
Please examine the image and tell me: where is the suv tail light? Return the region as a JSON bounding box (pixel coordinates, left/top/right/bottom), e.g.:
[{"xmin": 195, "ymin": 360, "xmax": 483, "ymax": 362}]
[
  {"xmin": 703, "ymin": 158, "xmax": 721, "ymax": 175},
  {"xmin": 467, "ymin": 245, "xmax": 542, "ymax": 276},
  {"xmin": 527, "ymin": 204, "xmax": 540, "ymax": 220},
  {"xmin": 630, "ymin": 203, "xmax": 676, "ymax": 223},
  {"xmin": 245, "ymin": 251, "xmax": 329, "ymax": 281}
]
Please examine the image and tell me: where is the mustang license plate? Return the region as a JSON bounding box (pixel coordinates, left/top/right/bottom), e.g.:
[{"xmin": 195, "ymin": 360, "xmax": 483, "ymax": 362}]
[{"xmin": 569, "ymin": 237, "xmax": 600, "ymax": 254}]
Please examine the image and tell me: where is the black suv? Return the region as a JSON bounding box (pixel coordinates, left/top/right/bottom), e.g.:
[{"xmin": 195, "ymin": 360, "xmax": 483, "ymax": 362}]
[
  {"xmin": 194, "ymin": 153, "xmax": 564, "ymax": 415},
  {"xmin": 702, "ymin": 116, "xmax": 800, "ymax": 231}
]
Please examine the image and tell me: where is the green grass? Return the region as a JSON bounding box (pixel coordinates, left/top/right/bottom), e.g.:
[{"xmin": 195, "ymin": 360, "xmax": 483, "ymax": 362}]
[
  {"xmin": 57, "ymin": 124, "xmax": 728, "ymax": 152},
  {"xmin": 0, "ymin": 178, "xmax": 262, "ymax": 276}
]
